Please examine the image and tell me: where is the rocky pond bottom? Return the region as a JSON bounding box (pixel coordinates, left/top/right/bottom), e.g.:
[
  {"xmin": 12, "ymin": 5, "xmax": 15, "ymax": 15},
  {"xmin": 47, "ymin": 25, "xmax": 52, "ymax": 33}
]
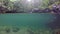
[{"xmin": 0, "ymin": 26, "xmax": 53, "ymax": 34}]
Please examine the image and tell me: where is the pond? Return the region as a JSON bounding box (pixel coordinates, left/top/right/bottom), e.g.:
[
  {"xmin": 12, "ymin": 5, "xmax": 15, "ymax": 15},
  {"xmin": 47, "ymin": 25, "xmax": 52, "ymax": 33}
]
[{"xmin": 0, "ymin": 13, "xmax": 59, "ymax": 34}]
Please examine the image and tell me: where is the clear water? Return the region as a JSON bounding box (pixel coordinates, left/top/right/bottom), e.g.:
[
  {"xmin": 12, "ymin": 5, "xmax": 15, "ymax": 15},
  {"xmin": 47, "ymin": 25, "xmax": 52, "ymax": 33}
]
[{"xmin": 0, "ymin": 13, "xmax": 58, "ymax": 34}]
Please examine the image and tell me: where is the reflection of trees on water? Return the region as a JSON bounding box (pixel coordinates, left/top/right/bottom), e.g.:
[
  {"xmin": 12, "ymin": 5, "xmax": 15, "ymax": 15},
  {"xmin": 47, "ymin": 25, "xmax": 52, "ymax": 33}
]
[{"xmin": 47, "ymin": 14, "xmax": 60, "ymax": 29}]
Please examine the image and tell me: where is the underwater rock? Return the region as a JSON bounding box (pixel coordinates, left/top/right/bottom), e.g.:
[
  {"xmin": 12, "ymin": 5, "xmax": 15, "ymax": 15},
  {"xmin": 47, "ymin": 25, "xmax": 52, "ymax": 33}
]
[
  {"xmin": 5, "ymin": 28, "xmax": 10, "ymax": 33},
  {"xmin": 27, "ymin": 29, "xmax": 34, "ymax": 34},
  {"xmin": 12, "ymin": 27, "xmax": 20, "ymax": 32}
]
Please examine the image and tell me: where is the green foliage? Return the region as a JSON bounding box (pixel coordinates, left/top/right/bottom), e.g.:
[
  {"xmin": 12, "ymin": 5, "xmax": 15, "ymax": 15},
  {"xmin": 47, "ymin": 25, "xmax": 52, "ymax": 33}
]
[
  {"xmin": 38, "ymin": 0, "xmax": 49, "ymax": 9},
  {"xmin": 0, "ymin": 0, "xmax": 14, "ymax": 10},
  {"xmin": 7, "ymin": 2, "xmax": 14, "ymax": 10},
  {"xmin": 48, "ymin": 1, "xmax": 60, "ymax": 9}
]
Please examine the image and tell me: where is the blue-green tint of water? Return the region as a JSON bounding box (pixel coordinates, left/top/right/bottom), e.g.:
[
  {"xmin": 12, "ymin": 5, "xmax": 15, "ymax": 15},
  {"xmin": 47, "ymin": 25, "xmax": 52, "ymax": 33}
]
[{"xmin": 0, "ymin": 13, "xmax": 57, "ymax": 30}]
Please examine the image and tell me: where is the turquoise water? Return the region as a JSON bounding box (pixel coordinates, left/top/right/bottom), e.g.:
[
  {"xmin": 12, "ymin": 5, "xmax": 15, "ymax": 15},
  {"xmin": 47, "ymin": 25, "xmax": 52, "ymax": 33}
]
[{"xmin": 0, "ymin": 13, "xmax": 57, "ymax": 30}]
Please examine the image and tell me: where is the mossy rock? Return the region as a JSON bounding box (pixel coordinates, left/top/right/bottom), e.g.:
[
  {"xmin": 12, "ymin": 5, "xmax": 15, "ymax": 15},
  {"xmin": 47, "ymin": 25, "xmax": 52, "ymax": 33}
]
[
  {"xmin": 5, "ymin": 28, "xmax": 10, "ymax": 33},
  {"xmin": 5, "ymin": 26, "xmax": 11, "ymax": 33},
  {"xmin": 12, "ymin": 27, "xmax": 20, "ymax": 32},
  {"xmin": 27, "ymin": 29, "xmax": 34, "ymax": 34}
]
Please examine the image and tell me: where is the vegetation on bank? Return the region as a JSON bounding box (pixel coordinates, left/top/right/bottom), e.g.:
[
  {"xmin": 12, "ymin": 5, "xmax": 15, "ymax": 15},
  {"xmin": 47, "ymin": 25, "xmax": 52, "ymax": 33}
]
[{"xmin": 0, "ymin": 0, "xmax": 60, "ymax": 13}]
